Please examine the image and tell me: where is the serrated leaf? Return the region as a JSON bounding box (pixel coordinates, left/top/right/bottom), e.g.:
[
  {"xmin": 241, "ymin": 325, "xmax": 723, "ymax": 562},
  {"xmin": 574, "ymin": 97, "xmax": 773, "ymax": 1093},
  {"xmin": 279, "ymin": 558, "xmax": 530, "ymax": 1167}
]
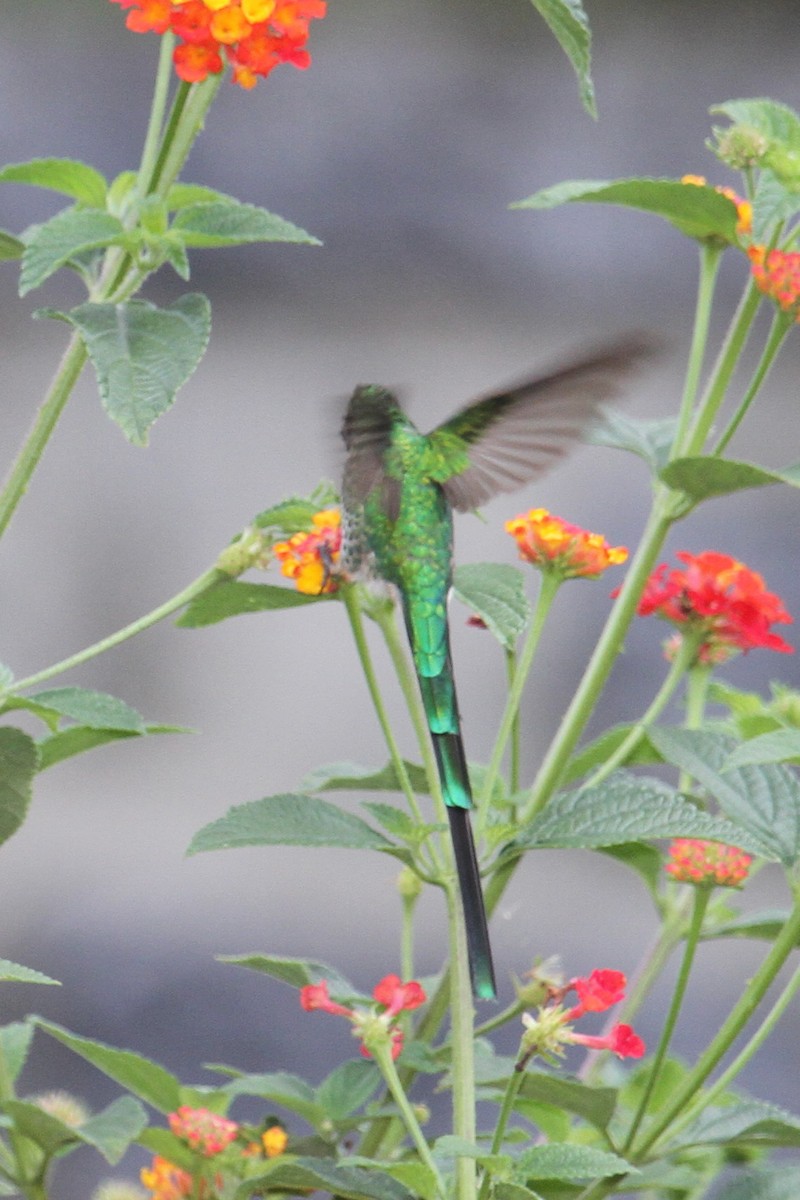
[
  {"xmin": 674, "ymin": 1100, "xmax": 800, "ymax": 1149},
  {"xmin": 508, "ymin": 771, "xmax": 776, "ymax": 859},
  {"xmin": 0, "ymin": 959, "xmax": 60, "ymax": 986},
  {"xmin": 0, "ymin": 158, "xmax": 108, "ymax": 207},
  {"xmin": 751, "ymin": 170, "xmax": 800, "ymax": 240},
  {"xmin": 316, "ymin": 1060, "xmax": 381, "ymax": 1121},
  {"xmin": 48, "ymin": 293, "xmax": 210, "ymax": 445},
  {"xmin": 75, "ymin": 1095, "xmax": 149, "ymax": 1164},
  {"xmin": 24, "ymin": 686, "xmax": 146, "ymax": 732},
  {"xmin": 0, "ymin": 230, "xmax": 24, "ymax": 261},
  {"xmin": 361, "ymin": 802, "xmax": 419, "ymax": 841},
  {"xmin": 563, "ymin": 723, "xmax": 663, "ymax": 784},
  {"xmin": 255, "ymin": 495, "xmax": 339, "ymax": 534},
  {"xmin": 177, "ymin": 579, "xmax": 328, "ymax": 627},
  {"xmin": 188, "ymin": 793, "xmax": 400, "ymax": 856},
  {"xmin": 660, "ymin": 456, "xmax": 800, "ymax": 502},
  {"xmin": 514, "ymin": 1143, "xmax": 635, "ymax": 1182},
  {"xmin": 236, "ymin": 1157, "xmax": 414, "ymax": 1200},
  {"xmin": 33, "ymin": 1019, "xmax": 182, "ymax": 1113},
  {"xmin": 0, "ymin": 1023, "xmax": 34, "ymax": 1083},
  {"xmin": 588, "ymin": 410, "xmax": 678, "ymax": 472},
  {"xmin": 37, "ymin": 723, "xmax": 186, "ymax": 771},
  {"xmin": 529, "ymin": 0, "xmax": 595, "ymax": 119},
  {"xmin": 166, "ymin": 183, "xmax": 232, "ymax": 210},
  {"xmin": 302, "ymin": 760, "xmax": 430, "ymax": 794},
  {"xmin": 718, "ymin": 1167, "xmax": 800, "ymax": 1200},
  {"xmin": 20, "ymin": 208, "xmax": 123, "ymax": 295},
  {"xmin": 648, "ymin": 727, "xmax": 800, "ymax": 865},
  {"xmin": 452, "ymin": 563, "xmax": 531, "ymax": 649},
  {"xmin": 513, "ymin": 177, "xmax": 740, "ymax": 242},
  {"xmin": 479, "ymin": 1061, "xmax": 617, "ymax": 1132},
  {"xmin": 223, "ymin": 1071, "xmax": 322, "ymax": 1125},
  {"xmin": 702, "ymin": 909, "xmax": 796, "ymax": 944},
  {"xmin": 711, "ymin": 98, "xmax": 800, "ymax": 149},
  {"xmin": 218, "ymin": 954, "xmax": 356, "ymax": 997},
  {"xmin": 723, "ymin": 730, "xmax": 800, "ymax": 769},
  {"xmin": 172, "ymin": 200, "xmax": 319, "ymax": 248},
  {"xmin": 347, "ymin": 1160, "xmax": 440, "ymax": 1200},
  {"xmin": 0, "ymin": 728, "xmax": 37, "ymax": 847}
]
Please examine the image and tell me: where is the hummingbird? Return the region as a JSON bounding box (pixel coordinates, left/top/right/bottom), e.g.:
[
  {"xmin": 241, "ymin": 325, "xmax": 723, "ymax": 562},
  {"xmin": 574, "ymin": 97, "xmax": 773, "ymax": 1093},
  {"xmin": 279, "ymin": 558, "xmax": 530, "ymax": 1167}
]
[{"xmin": 340, "ymin": 341, "xmax": 649, "ymax": 1000}]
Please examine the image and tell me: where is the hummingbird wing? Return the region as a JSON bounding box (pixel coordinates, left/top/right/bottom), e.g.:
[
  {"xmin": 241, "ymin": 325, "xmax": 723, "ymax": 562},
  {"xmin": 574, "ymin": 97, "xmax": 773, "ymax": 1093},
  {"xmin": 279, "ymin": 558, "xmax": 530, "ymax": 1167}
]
[
  {"xmin": 341, "ymin": 385, "xmax": 402, "ymax": 521},
  {"xmin": 429, "ymin": 339, "xmax": 653, "ymax": 512}
]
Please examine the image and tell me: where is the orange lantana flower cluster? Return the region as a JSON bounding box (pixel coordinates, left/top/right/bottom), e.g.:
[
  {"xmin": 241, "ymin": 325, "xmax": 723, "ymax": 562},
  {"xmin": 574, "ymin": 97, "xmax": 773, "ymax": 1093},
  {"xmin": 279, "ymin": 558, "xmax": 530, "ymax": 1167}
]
[
  {"xmin": 666, "ymin": 839, "xmax": 752, "ymax": 888},
  {"xmin": 273, "ymin": 507, "xmax": 342, "ymax": 594},
  {"xmin": 505, "ymin": 507, "xmax": 628, "ymax": 580},
  {"xmin": 747, "ymin": 244, "xmax": 800, "ymax": 321},
  {"xmin": 637, "ymin": 550, "xmax": 793, "ymax": 662},
  {"xmin": 110, "ymin": 0, "xmax": 326, "ymax": 87}
]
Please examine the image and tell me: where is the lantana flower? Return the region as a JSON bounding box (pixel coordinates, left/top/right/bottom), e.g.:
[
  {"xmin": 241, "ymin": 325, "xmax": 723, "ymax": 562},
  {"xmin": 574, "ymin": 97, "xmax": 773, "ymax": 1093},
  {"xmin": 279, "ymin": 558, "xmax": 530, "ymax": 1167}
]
[
  {"xmin": 110, "ymin": 0, "xmax": 326, "ymax": 88},
  {"xmin": 273, "ymin": 508, "xmax": 342, "ymax": 594},
  {"xmin": 300, "ymin": 974, "xmax": 427, "ymax": 1061},
  {"xmin": 681, "ymin": 174, "xmax": 753, "ymax": 239},
  {"xmin": 635, "ymin": 550, "xmax": 793, "ymax": 663},
  {"xmin": 169, "ymin": 1107, "xmax": 238, "ymax": 1156},
  {"xmin": 666, "ymin": 839, "xmax": 752, "ymax": 888},
  {"xmin": 505, "ymin": 508, "xmax": 628, "ymax": 580},
  {"xmin": 748, "ymin": 245, "xmax": 800, "ymax": 321},
  {"xmin": 517, "ymin": 967, "xmax": 645, "ymax": 1069}
]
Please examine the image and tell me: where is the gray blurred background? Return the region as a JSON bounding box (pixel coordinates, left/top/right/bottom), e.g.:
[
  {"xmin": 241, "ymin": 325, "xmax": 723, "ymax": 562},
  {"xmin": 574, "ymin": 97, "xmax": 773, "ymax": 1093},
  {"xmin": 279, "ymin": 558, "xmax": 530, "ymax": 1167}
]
[{"xmin": 1, "ymin": 1, "xmax": 800, "ymax": 1195}]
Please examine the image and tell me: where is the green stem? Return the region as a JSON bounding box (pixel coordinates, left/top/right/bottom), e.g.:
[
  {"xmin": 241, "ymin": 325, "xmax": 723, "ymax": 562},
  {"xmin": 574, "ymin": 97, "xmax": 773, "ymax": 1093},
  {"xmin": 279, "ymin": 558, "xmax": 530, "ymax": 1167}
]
[
  {"xmin": 370, "ymin": 1043, "xmax": 447, "ymax": 1199},
  {"xmin": 504, "ymin": 647, "xmax": 521, "ymax": 796},
  {"xmin": 151, "ymin": 73, "xmax": 223, "ymax": 197},
  {"xmin": 665, "ymin": 959, "xmax": 800, "ymax": 1140},
  {"xmin": 623, "ymin": 888, "xmax": 710, "ymax": 1152},
  {"xmin": 341, "ymin": 586, "xmax": 426, "ymax": 830},
  {"xmin": 672, "ymin": 243, "xmax": 724, "ymax": 456},
  {"xmin": 8, "ymin": 566, "xmax": 223, "ymax": 694},
  {"xmin": 580, "ymin": 630, "xmax": 701, "ymax": 792},
  {"xmin": 712, "ymin": 311, "xmax": 791, "ymax": 456},
  {"xmin": 447, "ymin": 882, "xmax": 478, "ymax": 1200},
  {"xmin": 475, "ymin": 997, "xmax": 525, "ymax": 1040},
  {"xmin": 480, "ymin": 573, "xmax": 561, "ymax": 812},
  {"xmin": 0, "ymin": 334, "xmax": 89, "ymax": 541},
  {"xmin": 136, "ymin": 32, "xmax": 178, "ymax": 200},
  {"xmin": 631, "ymin": 887, "xmax": 800, "ymax": 1159},
  {"xmin": 477, "ymin": 1069, "xmax": 525, "ymax": 1200}
]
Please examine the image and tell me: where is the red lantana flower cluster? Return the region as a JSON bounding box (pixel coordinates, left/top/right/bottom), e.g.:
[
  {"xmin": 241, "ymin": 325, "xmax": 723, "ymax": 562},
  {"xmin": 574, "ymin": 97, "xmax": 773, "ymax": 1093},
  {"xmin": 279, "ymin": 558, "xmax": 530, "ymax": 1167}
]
[
  {"xmin": 300, "ymin": 974, "xmax": 426, "ymax": 1061},
  {"xmin": 505, "ymin": 508, "xmax": 628, "ymax": 580},
  {"xmin": 273, "ymin": 508, "xmax": 342, "ymax": 594},
  {"xmin": 748, "ymin": 244, "xmax": 800, "ymax": 321},
  {"xmin": 666, "ymin": 839, "xmax": 752, "ymax": 888},
  {"xmin": 518, "ymin": 968, "xmax": 645, "ymax": 1068},
  {"xmin": 636, "ymin": 550, "xmax": 793, "ymax": 663},
  {"xmin": 110, "ymin": 0, "xmax": 326, "ymax": 88}
]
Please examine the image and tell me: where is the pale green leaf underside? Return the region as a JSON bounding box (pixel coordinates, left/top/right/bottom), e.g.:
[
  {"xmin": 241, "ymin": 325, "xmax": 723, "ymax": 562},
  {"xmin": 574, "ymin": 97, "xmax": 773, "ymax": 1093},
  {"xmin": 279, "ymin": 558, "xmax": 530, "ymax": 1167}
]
[{"xmin": 528, "ymin": 0, "xmax": 595, "ymax": 118}]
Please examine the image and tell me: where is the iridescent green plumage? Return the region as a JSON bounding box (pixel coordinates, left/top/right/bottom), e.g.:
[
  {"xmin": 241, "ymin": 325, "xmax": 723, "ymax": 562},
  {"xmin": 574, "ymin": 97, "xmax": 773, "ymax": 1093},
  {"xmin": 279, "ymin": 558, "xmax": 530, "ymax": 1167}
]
[{"xmin": 341, "ymin": 342, "xmax": 649, "ymax": 1000}]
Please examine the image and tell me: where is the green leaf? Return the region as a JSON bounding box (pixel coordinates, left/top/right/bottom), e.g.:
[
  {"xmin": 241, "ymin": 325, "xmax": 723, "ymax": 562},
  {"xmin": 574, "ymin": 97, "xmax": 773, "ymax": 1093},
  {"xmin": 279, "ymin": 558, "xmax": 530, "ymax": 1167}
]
[
  {"xmin": 660, "ymin": 456, "xmax": 800, "ymax": 503},
  {"xmin": 528, "ymin": 0, "xmax": 595, "ymax": 119},
  {"xmin": 316, "ymin": 1060, "xmax": 381, "ymax": 1121},
  {"xmin": 0, "ymin": 728, "xmax": 37, "ymax": 847},
  {"xmin": 452, "ymin": 563, "xmax": 531, "ymax": 649},
  {"xmin": 255, "ymin": 494, "xmax": 339, "ymax": 535},
  {"xmin": 74, "ymin": 1096, "xmax": 149, "ymax": 1164},
  {"xmin": 494, "ymin": 1185, "xmax": 545, "ymax": 1200},
  {"xmin": 21, "ymin": 208, "xmax": 124, "ymax": 295},
  {"xmin": 0, "ymin": 230, "xmax": 24, "ymax": 261},
  {"xmin": 236, "ymin": 1157, "xmax": 414, "ymax": 1200},
  {"xmin": 648, "ymin": 727, "xmax": 800, "ymax": 866},
  {"xmin": 0, "ymin": 1023, "xmax": 34, "ymax": 1084},
  {"xmin": 563, "ymin": 724, "xmax": 662, "ymax": 784},
  {"xmin": 33, "ymin": 1019, "xmax": 182, "ymax": 1113},
  {"xmin": 723, "ymin": 730, "xmax": 800, "ymax": 769},
  {"xmin": 218, "ymin": 953, "xmax": 356, "ymax": 997},
  {"xmin": 718, "ymin": 1166, "xmax": 800, "ymax": 1200},
  {"xmin": 45, "ymin": 294, "xmax": 211, "ymax": 445},
  {"xmin": 508, "ymin": 771, "xmax": 776, "ymax": 859},
  {"xmin": 711, "ymin": 98, "xmax": 800, "ymax": 150},
  {"xmin": 171, "ymin": 200, "xmax": 320, "ymax": 248},
  {"xmin": 514, "ymin": 1143, "xmax": 635, "ymax": 1182},
  {"xmin": 1, "ymin": 1101, "xmax": 77, "ymax": 1155},
  {"xmin": 37, "ymin": 723, "xmax": 186, "ymax": 771},
  {"xmin": 478, "ymin": 1058, "xmax": 617, "ymax": 1132},
  {"xmin": 188, "ymin": 793, "xmax": 400, "ymax": 856},
  {"xmin": 673, "ymin": 1100, "xmax": 800, "ymax": 1149},
  {"xmin": 0, "ymin": 158, "xmax": 108, "ymax": 207},
  {"xmin": 24, "ymin": 686, "xmax": 146, "ymax": 732},
  {"xmin": 302, "ymin": 760, "xmax": 429, "ymax": 794},
  {"xmin": 600, "ymin": 842, "xmax": 664, "ymax": 899},
  {"xmin": 703, "ymin": 909, "xmax": 797, "ymax": 944},
  {"xmin": 348, "ymin": 1161, "xmax": 440, "ymax": 1200},
  {"xmin": 166, "ymin": 183, "xmax": 232, "ymax": 210},
  {"xmin": 223, "ymin": 1071, "xmax": 322, "ymax": 1125},
  {"xmin": 177, "ymin": 579, "xmax": 328, "ymax": 627},
  {"xmin": 588, "ymin": 410, "xmax": 678, "ymax": 472},
  {"xmin": 751, "ymin": 170, "xmax": 800, "ymax": 240},
  {"xmin": 513, "ymin": 177, "xmax": 739, "ymax": 242},
  {"xmin": 0, "ymin": 959, "xmax": 59, "ymax": 986},
  {"xmin": 361, "ymin": 802, "xmax": 420, "ymax": 842}
]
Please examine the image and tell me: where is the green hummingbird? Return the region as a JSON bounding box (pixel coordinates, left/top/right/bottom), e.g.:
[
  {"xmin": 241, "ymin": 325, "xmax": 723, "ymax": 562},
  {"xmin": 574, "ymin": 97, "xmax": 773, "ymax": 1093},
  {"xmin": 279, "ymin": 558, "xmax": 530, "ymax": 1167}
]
[{"xmin": 341, "ymin": 342, "xmax": 648, "ymax": 1000}]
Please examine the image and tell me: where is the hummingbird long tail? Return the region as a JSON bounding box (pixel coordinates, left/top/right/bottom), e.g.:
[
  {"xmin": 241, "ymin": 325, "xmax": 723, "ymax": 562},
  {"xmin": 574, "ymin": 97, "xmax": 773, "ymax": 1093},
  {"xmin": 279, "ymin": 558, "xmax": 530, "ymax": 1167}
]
[{"xmin": 416, "ymin": 667, "xmax": 497, "ymax": 1002}]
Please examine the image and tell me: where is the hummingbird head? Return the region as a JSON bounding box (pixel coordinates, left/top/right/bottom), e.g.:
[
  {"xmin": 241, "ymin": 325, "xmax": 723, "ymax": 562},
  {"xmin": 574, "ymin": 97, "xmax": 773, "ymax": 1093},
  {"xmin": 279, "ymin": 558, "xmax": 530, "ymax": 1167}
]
[{"xmin": 341, "ymin": 385, "xmax": 403, "ymax": 451}]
